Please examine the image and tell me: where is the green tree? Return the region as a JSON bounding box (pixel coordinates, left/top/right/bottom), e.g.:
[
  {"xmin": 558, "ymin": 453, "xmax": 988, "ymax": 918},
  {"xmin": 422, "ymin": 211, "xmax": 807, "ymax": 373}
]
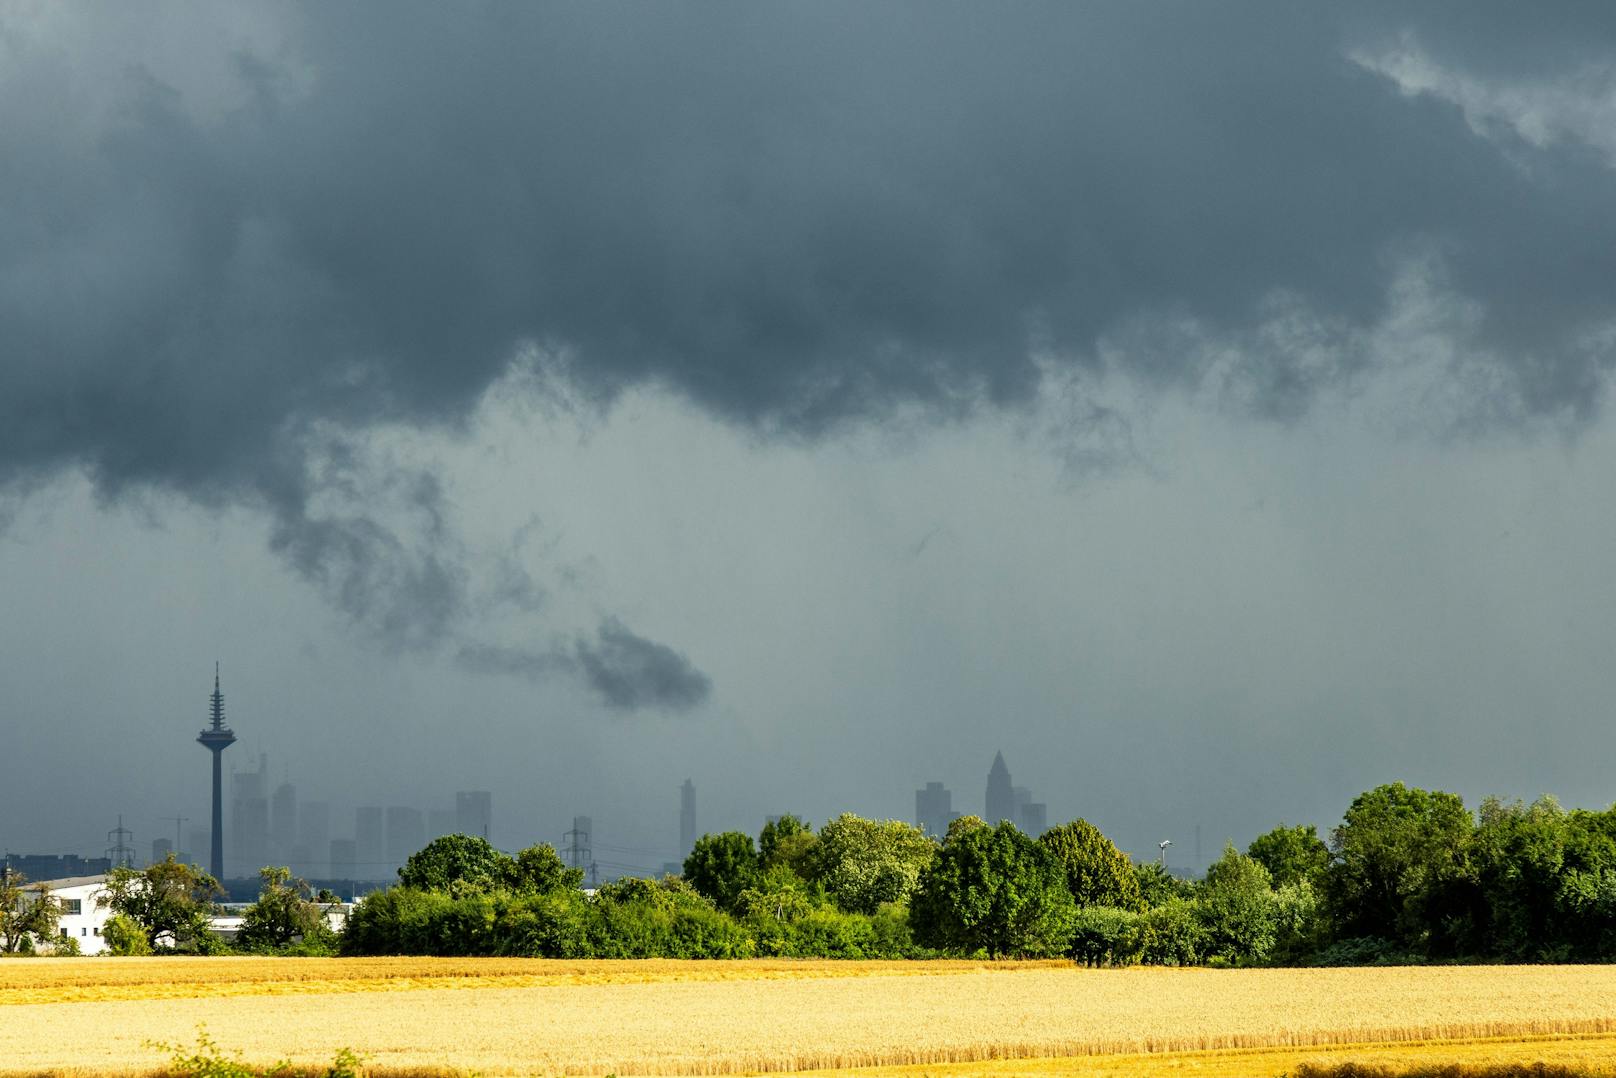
[
  {"xmin": 805, "ymin": 814, "xmax": 936, "ymax": 915},
  {"xmin": 504, "ymin": 844, "xmax": 585, "ymax": 894},
  {"xmin": 1133, "ymin": 860, "xmax": 1194, "ymax": 908},
  {"xmin": 759, "ymin": 814, "xmax": 817, "ymax": 876},
  {"xmin": 1196, "ymin": 845, "xmax": 1278, "ymax": 964},
  {"xmin": 0, "ymin": 872, "xmax": 61, "ymax": 953},
  {"xmin": 1039, "ymin": 819, "xmax": 1143, "ymax": 911},
  {"xmin": 1271, "ymin": 879, "xmax": 1325, "ymax": 962},
  {"xmin": 910, "ymin": 820, "xmax": 1075, "ymax": 958},
  {"xmin": 98, "ymin": 854, "xmax": 224, "ymax": 953},
  {"xmin": 236, "ymin": 866, "xmax": 338, "ymax": 953},
  {"xmin": 683, "ymin": 831, "xmax": 761, "ymax": 913},
  {"xmin": 1325, "ymin": 782, "xmax": 1474, "ymax": 952},
  {"xmin": 1247, "ymin": 823, "xmax": 1331, "ymax": 890},
  {"xmin": 398, "ymin": 834, "xmax": 512, "ymax": 894}
]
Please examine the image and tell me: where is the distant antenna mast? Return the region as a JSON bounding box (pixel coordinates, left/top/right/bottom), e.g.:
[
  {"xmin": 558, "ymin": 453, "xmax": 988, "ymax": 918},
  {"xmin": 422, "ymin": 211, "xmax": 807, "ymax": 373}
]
[
  {"xmin": 163, "ymin": 816, "xmax": 189, "ymax": 862},
  {"xmin": 107, "ymin": 815, "xmax": 135, "ymax": 868}
]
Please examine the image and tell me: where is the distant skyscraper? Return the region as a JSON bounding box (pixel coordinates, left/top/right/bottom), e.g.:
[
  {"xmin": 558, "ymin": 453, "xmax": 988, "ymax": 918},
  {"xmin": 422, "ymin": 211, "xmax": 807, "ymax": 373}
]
[
  {"xmin": 679, "ymin": 779, "xmax": 696, "ymax": 857},
  {"xmin": 986, "ymin": 751, "xmax": 1015, "ymax": 824},
  {"xmin": 231, "ymin": 753, "xmax": 271, "ymax": 877},
  {"xmin": 386, "ymin": 806, "xmax": 424, "ymax": 868},
  {"xmin": 299, "ymin": 802, "xmax": 331, "ymax": 877},
  {"xmin": 195, "ymin": 665, "xmax": 236, "ymax": 883},
  {"xmin": 915, "ymin": 781, "xmax": 954, "ymax": 838},
  {"xmin": 355, "ymin": 806, "xmax": 385, "ymax": 875},
  {"xmin": 151, "ymin": 838, "xmax": 173, "ymax": 865},
  {"xmin": 1010, "ymin": 782, "xmax": 1046, "ymax": 835},
  {"xmin": 271, "ymin": 780, "xmax": 297, "ymax": 858},
  {"xmin": 455, "ymin": 791, "xmax": 492, "ymax": 841}
]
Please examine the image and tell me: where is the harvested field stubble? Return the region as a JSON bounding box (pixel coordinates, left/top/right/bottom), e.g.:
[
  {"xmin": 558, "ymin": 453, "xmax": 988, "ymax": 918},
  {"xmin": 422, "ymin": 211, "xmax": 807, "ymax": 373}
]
[{"xmin": 5, "ymin": 960, "xmax": 1616, "ymax": 1076}]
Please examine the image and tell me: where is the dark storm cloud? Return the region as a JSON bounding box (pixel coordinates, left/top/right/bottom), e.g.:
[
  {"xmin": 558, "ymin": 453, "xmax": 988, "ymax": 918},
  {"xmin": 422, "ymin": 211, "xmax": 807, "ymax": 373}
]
[
  {"xmin": 3, "ymin": 3, "xmax": 1615, "ymax": 701},
  {"xmin": 575, "ymin": 619, "xmax": 713, "ymax": 713},
  {"xmin": 456, "ymin": 619, "xmax": 712, "ymax": 714}
]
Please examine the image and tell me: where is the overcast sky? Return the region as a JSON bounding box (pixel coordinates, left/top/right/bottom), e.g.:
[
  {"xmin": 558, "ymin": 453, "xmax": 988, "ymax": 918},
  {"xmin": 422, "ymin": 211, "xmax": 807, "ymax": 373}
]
[{"xmin": 5, "ymin": 2, "xmax": 1616, "ymax": 875}]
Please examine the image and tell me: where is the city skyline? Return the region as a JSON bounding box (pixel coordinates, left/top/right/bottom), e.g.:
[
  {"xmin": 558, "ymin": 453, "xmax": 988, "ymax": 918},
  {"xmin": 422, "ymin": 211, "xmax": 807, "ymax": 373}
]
[{"xmin": 7, "ymin": 6, "xmax": 1616, "ymax": 870}]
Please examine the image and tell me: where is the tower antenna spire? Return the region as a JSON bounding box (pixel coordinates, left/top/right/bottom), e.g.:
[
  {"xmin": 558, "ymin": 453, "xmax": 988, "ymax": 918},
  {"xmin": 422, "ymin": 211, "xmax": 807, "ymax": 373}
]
[{"xmin": 197, "ymin": 664, "xmax": 237, "ymax": 882}]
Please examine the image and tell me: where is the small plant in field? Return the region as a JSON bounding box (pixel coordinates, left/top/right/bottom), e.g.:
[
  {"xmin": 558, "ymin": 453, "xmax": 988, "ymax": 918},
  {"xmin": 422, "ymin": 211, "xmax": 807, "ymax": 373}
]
[{"xmin": 149, "ymin": 1028, "xmax": 365, "ymax": 1078}]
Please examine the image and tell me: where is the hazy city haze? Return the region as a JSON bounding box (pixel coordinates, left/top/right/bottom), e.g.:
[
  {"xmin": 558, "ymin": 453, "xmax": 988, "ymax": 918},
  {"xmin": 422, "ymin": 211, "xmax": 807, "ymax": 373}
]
[{"xmin": 4, "ymin": 3, "xmax": 1616, "ymax": 871}]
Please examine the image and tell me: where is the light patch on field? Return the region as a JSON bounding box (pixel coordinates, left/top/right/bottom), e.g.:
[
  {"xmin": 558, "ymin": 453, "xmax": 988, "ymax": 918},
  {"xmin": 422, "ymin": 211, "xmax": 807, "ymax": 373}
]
[
  {"xmin": 4, "ymin": 960, "xmax": 1616, "ymax": 1076},
  {"xmin": 0, "ymin": 957, "xmax": 1042, "ymax": 1006}
]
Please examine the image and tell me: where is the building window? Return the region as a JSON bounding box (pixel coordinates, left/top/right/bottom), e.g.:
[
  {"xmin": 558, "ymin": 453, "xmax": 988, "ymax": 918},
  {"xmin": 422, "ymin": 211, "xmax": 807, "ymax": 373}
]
[
  {"xmin": 60, "ymin": 899, "xmax": 82, "ymax": 915},
  {"xmin": 81, "ymin": 927, "xmax": 87, "ymax": 936}
]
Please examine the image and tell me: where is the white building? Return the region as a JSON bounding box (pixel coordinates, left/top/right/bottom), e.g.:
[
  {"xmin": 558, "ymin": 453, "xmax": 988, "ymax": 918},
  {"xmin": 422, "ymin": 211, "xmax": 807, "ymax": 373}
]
[
  {"xmin": 209, "ymin": 901, "xmax": 350, "ymax": 945},
  {"xmin": 23, "ymin": 875, "xmax": 348, "ymax": 953},
  {"xmin": 33, "ymin": 875, "xmax": 112, "ymax": 955}
]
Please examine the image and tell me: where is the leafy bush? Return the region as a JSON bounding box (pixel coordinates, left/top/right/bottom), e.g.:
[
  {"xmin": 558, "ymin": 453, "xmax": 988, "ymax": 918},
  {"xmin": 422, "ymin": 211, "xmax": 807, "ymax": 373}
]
[
  {"xmin": 104, "ymin": 914, "xmax": 154, "ymax": 956},
  {"xmin": 150, "ymin": 1029, "xmax": 363, "ymax": 1078},
  {"xmin": 1309, "ymin": 935, "xmax": 1417, "ymax": 967},
  {"xmin": 1138, "ymin": 900, "xmax": 1203, "ymax": 965},
  {"xmin": 496, "ymin": 891, "xmax": 590, "ymax": 958},
  {"xmin": 1068, "ymin": 906, "xmax": 1142, "ymax": 966}
]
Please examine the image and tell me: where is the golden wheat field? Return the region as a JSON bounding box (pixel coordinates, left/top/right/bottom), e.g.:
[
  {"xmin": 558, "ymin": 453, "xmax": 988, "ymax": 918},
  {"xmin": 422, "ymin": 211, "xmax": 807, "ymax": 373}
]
[{"xmin": 6, "ymin": 958, "xmax": 1616, "ymax": 1077}]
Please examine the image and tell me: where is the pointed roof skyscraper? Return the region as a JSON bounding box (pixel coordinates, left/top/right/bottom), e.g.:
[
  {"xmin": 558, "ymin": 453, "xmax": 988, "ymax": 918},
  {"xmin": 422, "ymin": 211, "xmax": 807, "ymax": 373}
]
[{"xmin": 986, "ymin": 750, "xmax": 1015, "ymax": 825}]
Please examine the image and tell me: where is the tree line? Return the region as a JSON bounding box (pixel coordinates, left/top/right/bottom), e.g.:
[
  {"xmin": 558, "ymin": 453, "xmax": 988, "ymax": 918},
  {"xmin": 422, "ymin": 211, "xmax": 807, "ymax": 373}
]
[{"xmin": 6, "ymin": 782, "xmax": 1616, "ymax": 964}]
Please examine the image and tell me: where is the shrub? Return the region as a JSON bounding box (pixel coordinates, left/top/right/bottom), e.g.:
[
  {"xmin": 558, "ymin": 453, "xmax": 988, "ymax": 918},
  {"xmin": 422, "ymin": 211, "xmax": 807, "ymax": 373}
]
[
  {"xmin": 150, "ymin": 1029, "xmax": 363, "ymax": 1078},
  {"xmin": 1068, "ymin": 906, "xmax": 1142, "ymax": 966},
  {"xmin": 1138, "ymin": 900, "xmax": 1203, "ymax": 965},
  {"xmin": 104, "ymin": 914, "xmax": 154, "ymax": 956}
]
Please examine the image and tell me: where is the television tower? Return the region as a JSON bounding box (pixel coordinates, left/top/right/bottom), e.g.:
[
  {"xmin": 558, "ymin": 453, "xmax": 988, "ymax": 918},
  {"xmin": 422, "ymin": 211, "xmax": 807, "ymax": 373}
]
[{"xmin": 195, "ymin": 664, "xmax": 236, "ymax": 882}]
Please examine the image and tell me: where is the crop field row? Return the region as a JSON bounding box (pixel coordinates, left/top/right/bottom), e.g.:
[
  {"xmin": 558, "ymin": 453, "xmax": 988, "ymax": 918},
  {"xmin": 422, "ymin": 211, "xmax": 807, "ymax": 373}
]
[
  {"xmin": 0, "ymin": 956, "xmax": 1045, "ymax": 1005},
  {"xmin": 5, "ymin": 960, "xmax": 1616, "ymax": 1076}
]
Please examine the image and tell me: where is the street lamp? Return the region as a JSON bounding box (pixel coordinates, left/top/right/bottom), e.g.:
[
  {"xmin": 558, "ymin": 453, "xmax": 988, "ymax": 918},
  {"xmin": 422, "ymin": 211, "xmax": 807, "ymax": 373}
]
[{"xmin": 1158, "ymin": 839, "xmax": 1172, "ymax": 867}]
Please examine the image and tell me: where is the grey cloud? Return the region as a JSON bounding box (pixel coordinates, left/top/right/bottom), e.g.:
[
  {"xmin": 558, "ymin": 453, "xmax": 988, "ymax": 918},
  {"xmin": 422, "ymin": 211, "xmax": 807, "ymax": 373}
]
[
  {"xmin": 576, "ymin": 619, "xmax": 712, "ymax": 713},
  {"xmin": 4, "ymin": 3, "xmax": 1615, "ymax": 698},
  {"xmin": 456, "ymin": 620, "xmax": 711, "ymax": 714}
]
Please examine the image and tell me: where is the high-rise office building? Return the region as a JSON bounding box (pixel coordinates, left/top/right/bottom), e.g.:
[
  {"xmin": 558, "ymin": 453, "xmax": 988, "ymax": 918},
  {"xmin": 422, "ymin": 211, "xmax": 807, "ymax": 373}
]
[
  {"xmin": 298, "ymin": 801, "xmax": 331, "ymax": 878},
  {"xmin": 985, "ymin": 751, "xmax": 1015, "ymax": 825},
  {"xmin": 679, "ymin": 779, "xmax": 696, "ymax": 858},
  {"xmin": 1008, "ymin": 780, "xmax": 1047, "ymax": 835},
  {"xmin": 915, "ymin": 781, "xmax": 955, "ymax": 839},
  {"xmin": 230, "ymin": 754, "xmax": 271, "ymax": 878},
  {"xmin": 455, "ymin": 791, "xmax": 492, "ymax": 841},
  {"xmin": 271, "ymin": 780, "xmax": 297, "ymax": 858},
  {"xmin": 355, "ymin": 806, "xmax": 385, "ymax": 877},
  {"xmin": 386, "ymin": 807, "xmax": 424, "ymax": 869}
]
